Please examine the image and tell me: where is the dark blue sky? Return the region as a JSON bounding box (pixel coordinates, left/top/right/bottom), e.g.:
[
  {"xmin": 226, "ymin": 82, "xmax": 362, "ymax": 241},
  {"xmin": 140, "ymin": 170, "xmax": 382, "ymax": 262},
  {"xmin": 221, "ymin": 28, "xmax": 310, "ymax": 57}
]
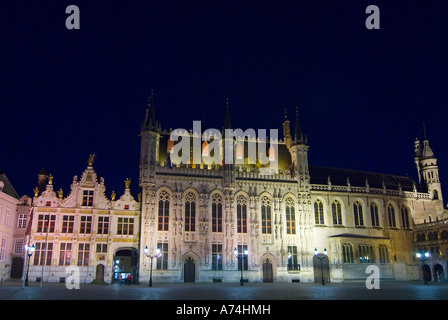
[{"xmin": 1, "ymin": 1, "xmax": 448, "ymax": 200}]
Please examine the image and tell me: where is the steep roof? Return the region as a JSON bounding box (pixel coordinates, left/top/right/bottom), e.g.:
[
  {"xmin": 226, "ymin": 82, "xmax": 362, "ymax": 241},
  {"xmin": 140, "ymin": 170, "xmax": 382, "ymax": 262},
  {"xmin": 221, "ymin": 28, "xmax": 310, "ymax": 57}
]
[
  {"xmin": 0, "ymin": 173, "xmax": 20, "ymax": 199},
  {"xmin": 309, "ymin": 165, "xmax": 418, "ymax": 192}
]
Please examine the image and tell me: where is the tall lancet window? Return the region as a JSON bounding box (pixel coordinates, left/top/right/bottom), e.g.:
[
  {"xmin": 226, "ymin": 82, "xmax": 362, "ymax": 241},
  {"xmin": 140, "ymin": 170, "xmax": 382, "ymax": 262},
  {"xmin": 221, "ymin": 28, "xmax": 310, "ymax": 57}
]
[
  {"xmin": 158, "ymin": 191, "xmax": 170, "ymax": 231},
  {"xmin": 237, "ymin": 195, "xmax": 247, "ymax": 233},
  {"xmin": 387, "ymin": 204, "xmax": 396, "ymax": 228},
  {"xmin": 185, "ymin": 192, "xmax": 196, "ymax": 232},
  {"xmin": 261, "ymin": 196, "xmax": 272, "ymax": 234},
  {"xmin": 285, "ymin": 197, "xmax": 296, "ymax": 234},
  {"xmin": 332, "ymin": 200, "xmax": 343, "ymax": 225},
  {"xmin": 401, "ymin": 206, "xmax": 410, "ymax": 229},
  {"xmin": 211, "ymin": 194, "xmax": 223, "ymax": 233},
  {"xmin": 314, "ymin": 200, "xmax": 324, "ymax": 225},
  {"xmin": 353, "ymin": 201, "xmax": 364, "ymax": 226},
  {"xmin": 268, "ymin": 144, "xmax": 275, "ymax": 162}
]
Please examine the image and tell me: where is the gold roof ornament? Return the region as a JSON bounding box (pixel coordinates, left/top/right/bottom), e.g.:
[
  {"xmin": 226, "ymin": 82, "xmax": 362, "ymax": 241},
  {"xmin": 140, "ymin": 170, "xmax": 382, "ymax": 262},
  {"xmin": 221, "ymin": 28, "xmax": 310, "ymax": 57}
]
[
  {"xmin": 111, "ymin": 191, "xmax": 116, "ymax": 201},
  {"xmin": 88, "ymin": 154, "xmax": 96, "ymax": 166},
  {"xmin": 48, "ymin": 174, "xmax": 53, "ymax": 185},
  {"xmin": 124, "ymin": 178, "xmax": 131, "ymax": 189},
  {"xmin": 58, "ymin": 188, "xmax": 63, "ymax": 199},
  {"xmin": 33, "ymin": 187, "xmax": 39, "ymax": 197}
]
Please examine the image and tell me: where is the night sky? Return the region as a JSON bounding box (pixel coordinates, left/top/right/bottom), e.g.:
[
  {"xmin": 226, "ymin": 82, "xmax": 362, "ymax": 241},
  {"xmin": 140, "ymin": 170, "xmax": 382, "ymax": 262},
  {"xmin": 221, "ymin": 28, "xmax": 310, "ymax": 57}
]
[{"xmin": 2, "ymin": 1, "xmax": 448, "ymax": 201}]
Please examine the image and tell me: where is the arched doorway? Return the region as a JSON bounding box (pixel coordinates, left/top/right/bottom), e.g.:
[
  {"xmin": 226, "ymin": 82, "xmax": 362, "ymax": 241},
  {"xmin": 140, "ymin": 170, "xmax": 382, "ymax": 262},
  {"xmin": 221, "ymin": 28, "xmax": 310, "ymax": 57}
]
[
  {"xmin": 96, "ymin": 264, "xmax": 105, "ymax": 282},
  {"xmin": 114, "ymin": 248, "xmax": 139, "ymax": 284},
  {"xmin": 10, "ymin": 257, "xmax": 24, "ymax": 279},
  {"xmin": 421, "ymin": 265, "xmax": 431, "ymax": 282},
  {"xmin": 313, "ymin": 255, "xmax": 330, "ymax": 284},
  {"xmin": 184, "ymin": 257, "xmax": 195, "ymax": 283},
  {"xmin": 433, "ymin": 264, "xmax": 444, "ymax": 282},
  {"xmin": 262, "ymin": 258, "xmax": 273, "ymax": 283}
]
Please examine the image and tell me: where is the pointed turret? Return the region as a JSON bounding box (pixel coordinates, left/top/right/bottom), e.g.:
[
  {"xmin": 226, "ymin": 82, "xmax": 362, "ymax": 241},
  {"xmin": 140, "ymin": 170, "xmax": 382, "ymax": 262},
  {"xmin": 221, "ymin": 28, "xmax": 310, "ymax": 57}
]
[
  {"xmin": 292, "ymin": 107, "xmax": 306, "ymax": 146},
  {"xmin": 142, "ymin": 90, "xmax": 159, "ymax": 132},
  {"xmin": 222, "ymin": 98, "xmax": 232, "ymax": 133}
]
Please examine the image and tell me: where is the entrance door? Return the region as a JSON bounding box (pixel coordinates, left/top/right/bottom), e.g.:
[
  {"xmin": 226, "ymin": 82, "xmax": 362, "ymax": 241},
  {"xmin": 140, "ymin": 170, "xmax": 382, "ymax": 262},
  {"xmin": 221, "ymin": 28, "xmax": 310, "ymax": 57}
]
[
  {"xmin": 262, "ymin": 259, "xmax": 273, "ymax": 283},
  {"xmin": 10, "ymin": 257, "xmax": 24, "ymax": 279},
  {"xmin": 184, "ymin": 257, "xmax": 195, "ymax": 283},
  {"xmin": 96, "ymin": 264, "xmax": 105, "ymax": 282},
  {"xmin": 313, "ymin": 255, "xmax": 330, "ymax": 284}
]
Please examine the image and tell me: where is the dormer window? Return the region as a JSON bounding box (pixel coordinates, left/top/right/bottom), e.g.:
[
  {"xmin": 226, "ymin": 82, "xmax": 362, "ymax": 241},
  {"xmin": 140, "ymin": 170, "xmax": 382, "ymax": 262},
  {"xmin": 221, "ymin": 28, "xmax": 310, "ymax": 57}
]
[{"xmin": 82, "ymin": 190, "xmax": 94, "ymax": 207}]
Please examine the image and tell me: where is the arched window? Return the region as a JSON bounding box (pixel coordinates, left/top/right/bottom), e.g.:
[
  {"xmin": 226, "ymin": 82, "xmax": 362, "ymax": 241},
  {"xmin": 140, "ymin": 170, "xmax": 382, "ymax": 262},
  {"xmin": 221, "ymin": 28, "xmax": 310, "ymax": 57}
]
[
  {"xmin": 416, "ymin": 233, "xmax": 426, "ymax": 242},
  {"xmin": 370, "ymin": 202, "xmax": 379, "ymax": 227},
  {"xmin": 285, "ymin": 197, "xmax": 296, "ymax": 235},
  {"xmin": 353, "ymin": 201, "xmax": 364, "ymax": 226},
  {"xmin": 359, "ymin": 244, "xmax": 375, "ymax": 263},
  {"xmin": 433, "ymin": 190, "xmax": 439, "ymax": 200},
  {"xmin": 441, "ymin": 230, "xmax": 448, "ymax": 239},
  {"xmin": 314, "ymin": 200, "xmax": 324, "ymax": 225},
  {"xmin": 332, "ymin": 200, "xmax": 343, "ymax": 225},
  {"xmin": 184, "ymin": 192, "xmax": 196, "ymax": 232},
  {"xmin": 401, "ymin": 206, "xmax": 410, "ymax": 229},
  {"xmin": 379, "ymin": 245, "xmax": 389, "ymax": 263},
  {"xmin": 261, "ymin": 196, "xmax": 272, "ymax": 234},
  {"xmin": 342, "ymin": 243, "xmax": 354, "ymax": 263},
  {"xmin": 158, "ymin": 191, "xmax": 170, "ymax": 231},
  {"xmin": 387, "ymin": 204, "xmax": 396, "ymax": 228},
  {"xmin": 236, "ymin": 195, "xmax": 247, "ymax": 233},
  {"xmin": 211, "ymin": 194, "xmax": 222, "ymax": 233}
]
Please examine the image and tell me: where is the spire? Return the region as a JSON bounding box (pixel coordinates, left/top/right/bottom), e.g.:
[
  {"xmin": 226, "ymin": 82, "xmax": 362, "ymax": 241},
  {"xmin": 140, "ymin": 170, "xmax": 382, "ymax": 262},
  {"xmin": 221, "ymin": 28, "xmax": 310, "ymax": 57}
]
[
  {"xmin": 222, "ymin": 98, "xmax": 232, "ymax": 132},
  {"xmin": 142, "ymin": 90, "xmax": 158, "ymax": 132},
  {"xmin": 293, "ymin": 106, "xmax": 305, "ymax": 145}
]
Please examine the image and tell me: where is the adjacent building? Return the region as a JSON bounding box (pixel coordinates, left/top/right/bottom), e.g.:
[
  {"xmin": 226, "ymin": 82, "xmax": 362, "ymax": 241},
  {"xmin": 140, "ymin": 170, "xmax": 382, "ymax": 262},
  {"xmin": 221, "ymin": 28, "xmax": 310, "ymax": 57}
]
[{"xmin": 26, "ymin": 157, "xmax": 140, "ymax": 284}]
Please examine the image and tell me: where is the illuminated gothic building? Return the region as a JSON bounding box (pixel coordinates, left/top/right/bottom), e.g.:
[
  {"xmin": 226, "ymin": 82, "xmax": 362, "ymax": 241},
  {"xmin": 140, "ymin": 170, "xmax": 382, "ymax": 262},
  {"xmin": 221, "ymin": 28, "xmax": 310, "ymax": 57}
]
[
  {"xmin": 27, "ymin": 157, "xmax": 140, "ymax": 284},
  {"xmin": 139, "ymin": 97, "xmax": 447, "ymax": 284}
]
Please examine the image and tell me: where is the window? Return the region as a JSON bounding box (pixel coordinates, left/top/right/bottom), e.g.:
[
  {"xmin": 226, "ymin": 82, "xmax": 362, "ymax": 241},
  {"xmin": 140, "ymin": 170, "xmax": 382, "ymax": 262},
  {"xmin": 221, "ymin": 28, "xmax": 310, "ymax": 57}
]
[
  {"xmin": 314, "ymin": 200, "xmax": 324, "ymax": 225},
  {"xmin": 332, "ymin": 200, "xmax": 343, "ymax": 225},
  {"xmin": 287, "ymin": 246, "xmax": 299, "ymax": 271},
  {"xmin": 236, "ymin": 195, "xmax": 247, "ymax": 233},
  {"xmin": 370, "ymin": 203, "xmax": 379, "ymax": 227},
  {"xmin": 82, "ymin": 190, "xmax": 94, "ymax": 206},
  {"xmin": 212, "ymin": 194, "xmax": 223, "ymax": 233},
  {"xmin": 401, "ymin": 206, "xmax": 410, "ymax": 229},
  {"xmin": 17, "ymin": 214, "xmax": 27, "ymax": 229},
  {"xmin": 261, "ymin": 196, "xmax": 272, "ymax": 234},
  {"xmin": 96, "ymin": 243, "xmax": 107, "ymax": 253},
  {"xmin": 237, "ymin": 245, "xmax": 248, "ymax": 271},
  {"xmin": 156, "ymin": 242, "xmax": 168, "ymax": 270},
  {"xmin": 14, "ymin": 238, "xmax": 25, "ymax": 254},
  {"xmin": 342, "ymin": 243, "xmax": 354, "ymax": 263},
  {"xmin": 285, "ymin": 198, "xmax": 296, "ymax": 234},
  {"xmin": 4, "ymin": 208, "xmax": 11, "ymax": 226},
  {"xmin": 77, "ymin": 243, "xmax": 90, "ymax": 266},
  {"xmin": 59, "ymin": 243, "xmax": 72, "ymax": 266},
  {"xmin": 353, "ymin": 201, "xmax": 364, "ymax": 226},
  {"xmin": 97, "ymin": 216, "xmax": 109, "ymax": 234},
  {"xmin": 387, "ymin": 204, "xmax": 396, "ymax": 228},
  {"xmin": 37, "ymin": 214, "xmax": 56, "ymax": 233},
  {"xmin": 80, "ymin": 216, "xmax": 92, "ymax": 234},
  {"xmin": 33, "ymin": 242, "xmax": 53, "ymax": 266},
  {"xmin": 359, "ymin": 244, "xmax": 375, "ymax": 263},
  {"xmin": 117, "ymin": 217, "xmax": 134, "ymax": 235},
  {"xmin": 184, "ymin": 192, "xmax": 196, "ymax": 232},
  {"xmin": 212, "ymin": 244, "xmax": 223, "ymax": 271},
  {"xmin": 158, "ymin": 191, "xmax": 170, "ymax": 231},
  {"xmin": 379, "ymin": 244, "xmax": 389, "ymax": 263},
  {"xmin": 62, "ymin": 215, "xmax": 74, "ymax": 233},
  {"xmin": 0, "ymin": 238, "xmax": 6, "ymax": 261}
]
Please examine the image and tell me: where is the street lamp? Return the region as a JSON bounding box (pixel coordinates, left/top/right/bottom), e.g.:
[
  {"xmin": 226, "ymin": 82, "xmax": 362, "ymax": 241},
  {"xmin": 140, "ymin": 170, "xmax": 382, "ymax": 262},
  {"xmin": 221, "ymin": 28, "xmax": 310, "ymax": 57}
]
[
  {"xmin": 144, "ymin": 245, "xmax": 161, "ymax": 287},
  {"xmin": 416, "ymin": 251, "xmax": 431, "ymax": 284},
  {"xmin": 234, "ymin": 248, "xmax": 248, "ymax": 286},
  {"xmin": 314, "ymin": 248, "xmax": 328, "ymax": 285},
  {"xmin": 23, "ymin": 244, "xmax": 35, "ymax": 287}
]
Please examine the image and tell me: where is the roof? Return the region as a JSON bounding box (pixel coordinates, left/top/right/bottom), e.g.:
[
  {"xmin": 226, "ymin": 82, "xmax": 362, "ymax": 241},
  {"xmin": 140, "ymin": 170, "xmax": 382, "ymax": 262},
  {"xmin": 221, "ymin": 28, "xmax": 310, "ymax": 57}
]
[
  {"xmin": 0, "ymin": 173, "xmax": 20, "ymax": 199},
  {"xmin": 309, "ymin": 165, "xmax": 418, "ymax": 192}
]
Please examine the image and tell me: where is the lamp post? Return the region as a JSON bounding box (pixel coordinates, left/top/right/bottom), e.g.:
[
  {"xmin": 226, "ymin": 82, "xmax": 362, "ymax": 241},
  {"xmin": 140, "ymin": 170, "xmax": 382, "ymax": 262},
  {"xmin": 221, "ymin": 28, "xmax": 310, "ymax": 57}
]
[
  {"xmin": 314, "ymin": 248, "xmax": 328, "ymax": 285},
  {"xmin": 23, "ymin": 244, "xmax": 35, "ymax": 287},
  {"xmin": 114, "ymin": 259, "xmax": 120, "ymax": 284},
  {"xmin": 234, "ymin": 248, "xmax": 248, "ymax": 286},
  {"xmin": 416, "ymin": 251, "xmax": 431, "ymax": 284},
  {"xmin": 144, "ymin": 246, "xmax": 161, "ymax": 287}
]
